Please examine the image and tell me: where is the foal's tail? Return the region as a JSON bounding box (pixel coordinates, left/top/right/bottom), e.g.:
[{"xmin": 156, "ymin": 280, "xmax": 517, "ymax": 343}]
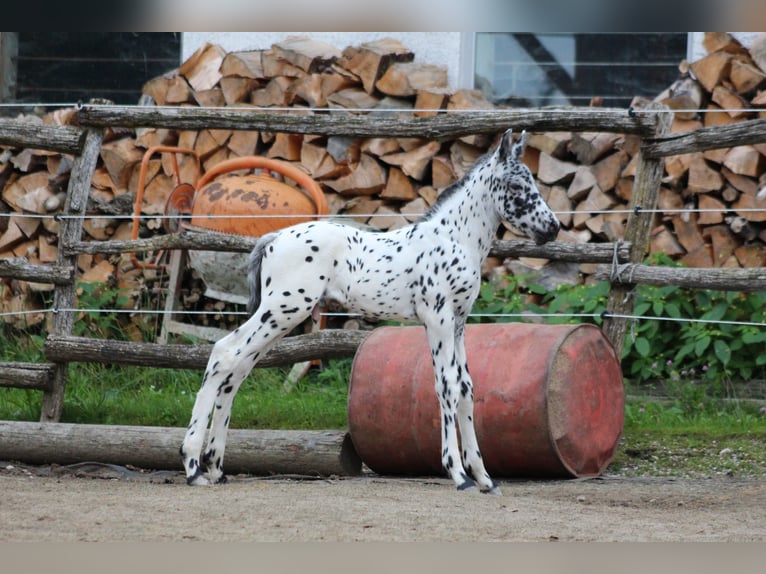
[{"xmin": 247, "ymin": 233, "xmax": 277, "ymax": 317}]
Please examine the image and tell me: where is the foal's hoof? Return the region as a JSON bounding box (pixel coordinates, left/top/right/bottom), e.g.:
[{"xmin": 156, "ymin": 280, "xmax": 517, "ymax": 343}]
[
  {"xmin": 186, "ymin": 474, "xmax": 210, "ymax": 486},
  {"xmin": 457, "ymin": 478, "xmax": 479, "ymax": 493},
  {"xmin": 481, "ymin": 485, "xmax": 502, "ymax": 496}
]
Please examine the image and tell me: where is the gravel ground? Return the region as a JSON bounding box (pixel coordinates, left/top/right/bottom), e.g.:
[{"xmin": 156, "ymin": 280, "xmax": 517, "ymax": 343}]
[{"xmin": 1, "ymin": 461, "xmax": 764, "ymax": 542}]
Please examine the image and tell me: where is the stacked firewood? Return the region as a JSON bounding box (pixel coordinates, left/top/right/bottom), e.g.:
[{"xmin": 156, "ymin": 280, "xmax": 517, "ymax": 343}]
[{"xmin": 1, "ymin": 33, "xmax": 766, "ymax": 331}]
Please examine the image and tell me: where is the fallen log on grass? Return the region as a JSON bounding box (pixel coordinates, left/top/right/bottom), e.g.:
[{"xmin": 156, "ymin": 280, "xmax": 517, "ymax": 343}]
[{"xmin": 0, "ymin": 421, "xmax": 362, "ymax": 477}]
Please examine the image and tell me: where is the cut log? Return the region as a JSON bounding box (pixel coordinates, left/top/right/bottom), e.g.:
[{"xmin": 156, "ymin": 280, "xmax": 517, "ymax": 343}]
[
  {"xmin": 271, "ymin": 36, "xmax": 341, "ymax": 74},
  {"xmin": 687, "ymin": 154, "xmax": 724, "ymax": 193},
  {"xmin": 401, "ymin": 196, "xmax": 429, "ymax": 221},
  {"xmin": 82, "ymin": 217, "xmax": 117, "ymax": 241},
  {"xmin": 380, "ymin": 140, "xmax": 440, "ymax": 181},
  {"xmin": 326, "ymin": 136, "xmax": 361, "ymax": 164},
  {"xmin": 681, "ymin": 244, "xmax": 714, "ymax": 268},
  {"xmin": 703, "ymin": 32, "xmax": 748, "ymax": 56},
  {"xmin": 711, "ymin": 85, "xmax": 750, "ymax": 118},
  {"xmin": 672, "ymin": 213, "xmax": 706, "ymax": 253},
  {"xmin": 721, "ymin": 166, "xmax": 759, "ymax": 195},
  {"xmin": 327, "ymin": 87, "xmax": 379, "ymax": 110},
  {"xmin": 703, "ymin": 104, "xmax": 739, "ymax": 128},
  {"xmin": 141, "ymin": 75, "xmax": 172, "ymax": 105},
  {"xmin": 526, "ymin": 132, "xmax": 571, "ymax": 158},
  {"xmin": 261, "ymin": 49, "xmax": 305, "ymax": 78},
  {"xmin": 0, "ymin": 219, "xmax": 24, "ymax": 252},
  {"xmin": 735, "ymin": 243, "xmax": 766, "ymax": 267},
  {"xmin": 538, "ymin": 152, "xmax": 578, "ymax": 185},
  {"xmin": 375, "ymin": 62, "xmax": 448, "ymax": 97},
  {"xmin": 100, "ymin": 137, "xmax": 143, "ymax": 188},
  {"xmin": 79, "ymin": 259, "xmax": 115, "ymax": 283},
  {"xmin": 380, "ymin": 166, "xmax": 417, "ymax": 200},
  {"xmin": 2, "ymin": 171, "xmax": 54, "ymax": 214},
  {"xmin": 650, "ymin": 225, "xmax": 685, "ymax": 257},
  {"xmin": 291, "ymin": 74, "xmax": 326, "ymax": 107},
  {"xmin": 572, "ymin": 185, "xmax": 615, "ymax": 228},
  {"xmin": 414, "ymin": 88, "xmax": 450, "ymax": 117},
  {"xmin": 323, "ymin": 153, "xmax": 386, "ymax": 196},
  {"xmin": 448, "ymin": 141, "xmax": 483, "ymax": 179},
  {"xmin": 723, "ymin": 145, "xmax": 763, "ymax": 177},
  {"xmin": 227, "ymin": 130, "xmax": 258, "ymax": 157},
  {"xmin": 266, "ymin": 133, "xmax": 303, "ymax": 161},
  {"xmin": 219, "ymin": 77, "xmax": 259, "ymax": 106},
  {"xmin": 431, "ymin": 154, "xmax": 456, "ymax": 189},
  {"xmin": 689, "ymin": 51, "xmax": 732, "ymax": 93},
  {"xmin": 657, "ymin": 73, "xmax": 704, "ymax": 120},
  {"xmin": 546, "ymin": 185, "xmax": 572, "ymax": 227},
  {"xmin": 591, "ymin": 150, "xmax": 627, "ymax": 192},
  {"xmin": 320, "ymin": 70, "xmax": 360, "ymax": 100},
  {"xmin": 220, "ymin": 50, "xmax": 265, "ymax": 79},
  {"xmin": 368, "ymin": 205, "xmax": 409, "ymax": 230},
  {"xmin": 697, "ymin": 194, "xmax": 725, "ymax": 225},
  {"xmin": 179, "ymin": 43, "xmax": 226, "ymax": 92},
  {"xmin": 360, "ymin": 137, "xmax": 401, "ymax": 157},
  {"xmin": 566, "ymin": 165, "xmax": 598, "ymax": 201},
  {"xmin": 341, "ymin": 196, "xmax": 383, "ymax": 223},
  {"xmin": 251, "ymin": 76, "xmax": 295, "ymax": 107},
  {"xmin": 730, "ymin": 59, "xmax": 766, "ymax": 95},
  {"xmin": 703, "ymin": 224, "xmax": 739, "ymax": 267},
  {"xmin": 569, "ymin": 132, "xmax": 619, "ymax": 165},
  {"xmin": 164, "ymin": 75, "xmax": 192, "ymax": 104},
  {"xmin": 340, "ymin": 38, "xmax": 414, "ymax": 93},
  {"xmin": 732, "ymin": 190, "xmax": 766, "ymax": 222},
  {"xmin": 0, "ymin": 421, "xmax": 361, "ymax": 477}
]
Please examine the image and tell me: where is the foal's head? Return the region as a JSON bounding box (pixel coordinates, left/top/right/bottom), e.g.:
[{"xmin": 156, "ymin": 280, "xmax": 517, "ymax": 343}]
[{"xmin": 489, "ymin": 129, "xmax": 560, "ymax": 245}]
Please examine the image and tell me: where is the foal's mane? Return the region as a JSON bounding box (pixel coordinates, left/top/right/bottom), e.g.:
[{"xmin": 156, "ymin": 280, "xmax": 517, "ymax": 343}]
[{"xmin": 419, "ymin": 144, "xmax": 496, "ymax": 222}]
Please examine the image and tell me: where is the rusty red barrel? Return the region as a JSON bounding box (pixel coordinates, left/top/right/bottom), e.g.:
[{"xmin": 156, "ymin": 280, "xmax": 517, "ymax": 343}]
[{"xmin": 348, "ymin": 322, "xmax": 624, "ymax": 478}]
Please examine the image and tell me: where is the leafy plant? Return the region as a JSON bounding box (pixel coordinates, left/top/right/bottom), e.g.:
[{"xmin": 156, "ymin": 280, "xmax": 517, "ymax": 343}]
[{"xmin": 469, "ymin": 260, "xmax": 766, "ymax": 391}]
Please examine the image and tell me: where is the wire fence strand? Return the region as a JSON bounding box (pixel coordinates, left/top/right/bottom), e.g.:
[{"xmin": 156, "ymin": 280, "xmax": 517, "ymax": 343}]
[{"xmin": 2, "ymin": 306, "xmax": 760, "ymax": 330}]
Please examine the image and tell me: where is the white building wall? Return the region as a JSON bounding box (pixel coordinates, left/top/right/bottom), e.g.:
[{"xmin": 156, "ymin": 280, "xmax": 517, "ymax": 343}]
[{"xmin": 182, "ymin": 32, "xmax": 464, "ymax": 89}]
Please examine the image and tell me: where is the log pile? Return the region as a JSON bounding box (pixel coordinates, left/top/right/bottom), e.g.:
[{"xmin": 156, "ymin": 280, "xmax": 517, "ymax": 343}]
[{"xmin": 1, "ymin": 33, "xmax": 765, "ymax": 332}]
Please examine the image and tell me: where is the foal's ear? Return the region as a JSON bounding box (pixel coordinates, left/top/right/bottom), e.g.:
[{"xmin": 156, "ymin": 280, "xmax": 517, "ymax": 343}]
[
  {"xmin": 511, "ymin": 130, "xmax": 527, "ymax": 161},
  {"xmin": 498, "ymin": 128, "xmax": 514, "ymax": 158}
]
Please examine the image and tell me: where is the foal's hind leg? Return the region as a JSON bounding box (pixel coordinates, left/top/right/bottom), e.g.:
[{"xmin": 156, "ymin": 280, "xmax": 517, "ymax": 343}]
[{"xmin": 181, "ymin": 305, "xmax": 311, "ymax": 485}]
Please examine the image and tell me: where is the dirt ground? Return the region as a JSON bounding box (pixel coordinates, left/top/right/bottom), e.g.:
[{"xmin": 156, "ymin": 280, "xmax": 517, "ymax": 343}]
[{"xmin": 1, "ymin": 462, "xmax": 764, "ymax": 542}]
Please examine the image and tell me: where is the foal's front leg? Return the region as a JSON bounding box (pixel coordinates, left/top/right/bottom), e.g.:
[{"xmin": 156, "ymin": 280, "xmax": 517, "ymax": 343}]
[
  {"xmin": 424, "ymin": 321, "xmax": 478, "ymax": 492},
  {"xmin": 453, "ymin": 326, "xmax": 501, "ymax": 495}
]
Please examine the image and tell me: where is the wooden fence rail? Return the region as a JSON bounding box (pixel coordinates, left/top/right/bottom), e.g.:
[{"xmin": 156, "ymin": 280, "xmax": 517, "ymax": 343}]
[{"xmin": 0, "ymin": 103, "xmax": 764, "ymax": 423}]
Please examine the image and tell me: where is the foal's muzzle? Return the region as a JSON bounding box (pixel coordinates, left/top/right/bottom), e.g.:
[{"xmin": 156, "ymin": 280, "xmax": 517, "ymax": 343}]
[{"xmin": 534, "ymin": 220, "xmax": 560, "ymax": 245}]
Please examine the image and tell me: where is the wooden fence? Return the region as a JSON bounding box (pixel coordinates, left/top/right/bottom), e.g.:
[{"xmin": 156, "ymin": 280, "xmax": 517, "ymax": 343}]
[{"xmin": 1, "ymin": 102, "xmax": 766, "ymax": 422}]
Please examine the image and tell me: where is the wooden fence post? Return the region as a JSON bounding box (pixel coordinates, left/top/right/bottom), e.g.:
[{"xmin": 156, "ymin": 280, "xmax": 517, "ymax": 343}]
[
  {"xmin": 602, "ymin": 103, "xmax": 672, "ymax": 359},
  {"xmin": 40, "ymin": 125, "xmax": 105, "ymax": 422}
]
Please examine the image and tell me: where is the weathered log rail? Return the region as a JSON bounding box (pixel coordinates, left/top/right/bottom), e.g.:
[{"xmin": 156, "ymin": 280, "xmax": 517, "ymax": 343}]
[
  {"xmin": 45, "ymin": 330, "xmax": 369, "ymax": 370},
  {"xmin": 77, "ymin": 104, "xmax": 660, "ymax": 138},
  {"xmin": 594, "ymin": 264, "xmax": 766, "ymax": 292},
  {"xmin": 63, "ymin": 231, "xmax": 633, "ymax": 263},
  {"xmin": 1, "ymin": 102, "xmax": 765, "ymax": 425}
]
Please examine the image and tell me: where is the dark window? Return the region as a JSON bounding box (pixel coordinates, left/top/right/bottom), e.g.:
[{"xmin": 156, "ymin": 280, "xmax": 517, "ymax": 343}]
[
  {"xmin": 474, "ymin": 33, "xmax": 688, "ymax": 108},
  {"xmin": 6, "ymin": 32, "xmax": 180, "ymax": 106}
]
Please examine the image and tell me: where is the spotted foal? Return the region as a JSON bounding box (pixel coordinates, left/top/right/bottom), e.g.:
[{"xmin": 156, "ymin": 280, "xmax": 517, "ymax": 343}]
[{"xmin": 181, "ymin": 129, "xmax": 560, "ymax": 493}]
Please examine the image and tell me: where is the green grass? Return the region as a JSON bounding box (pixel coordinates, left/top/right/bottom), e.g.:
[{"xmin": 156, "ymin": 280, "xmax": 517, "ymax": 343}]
[
  {"xmin": 0, "ymin": 360, "xmax": 352, "ymax": 429},
  {"xmin": 608, "ymin": 395, "xmax": 766, "ymax": 478}
]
